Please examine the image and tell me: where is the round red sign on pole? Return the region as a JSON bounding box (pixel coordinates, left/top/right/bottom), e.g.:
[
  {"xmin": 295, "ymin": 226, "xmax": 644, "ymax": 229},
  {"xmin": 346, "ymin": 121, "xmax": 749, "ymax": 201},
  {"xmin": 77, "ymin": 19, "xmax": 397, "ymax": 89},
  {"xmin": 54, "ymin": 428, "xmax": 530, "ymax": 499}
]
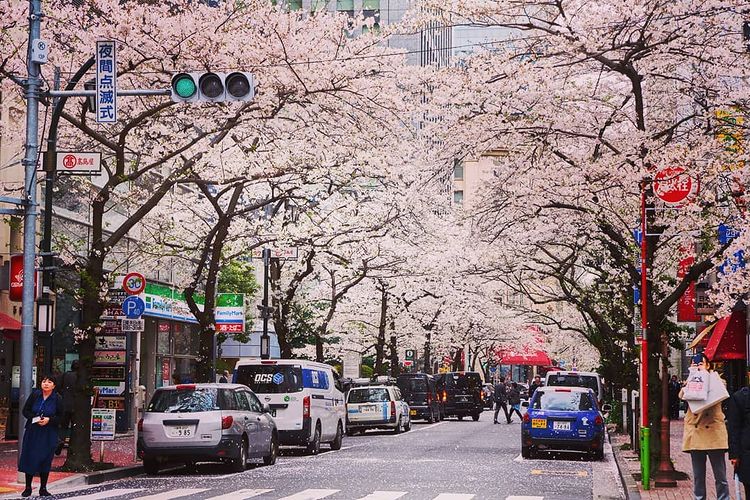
[
  {"xmin": 122, "ymin": 272, "xmax": 146, "ymax": 295},
  {"xmin": 653, "ymin": 166, "xmax": 694, "ymax": 205},
  {"xmin": 62, "ymin": 154, "xmax": 77, "ymax": 169}
]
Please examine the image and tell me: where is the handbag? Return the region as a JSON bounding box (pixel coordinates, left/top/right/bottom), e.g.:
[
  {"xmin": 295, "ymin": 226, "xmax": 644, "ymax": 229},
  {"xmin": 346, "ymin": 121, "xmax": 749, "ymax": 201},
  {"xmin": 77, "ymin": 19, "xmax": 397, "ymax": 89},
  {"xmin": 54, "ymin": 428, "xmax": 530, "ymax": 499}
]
[
  {"xmin": 688, "ymin": 371, "xmax": 729, "ymax": 414},
  {"xmin": 683, "ymin": 367, "xmax": 710, "ymax": 400}
]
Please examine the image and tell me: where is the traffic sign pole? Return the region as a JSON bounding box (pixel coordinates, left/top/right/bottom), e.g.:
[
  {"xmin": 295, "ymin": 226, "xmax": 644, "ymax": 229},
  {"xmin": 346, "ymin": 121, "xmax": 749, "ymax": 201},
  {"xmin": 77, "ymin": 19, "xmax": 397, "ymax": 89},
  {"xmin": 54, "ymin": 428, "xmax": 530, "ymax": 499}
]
[{"xmin": 640, "ymin": 181, "xmax": 650, "ymax": 490}]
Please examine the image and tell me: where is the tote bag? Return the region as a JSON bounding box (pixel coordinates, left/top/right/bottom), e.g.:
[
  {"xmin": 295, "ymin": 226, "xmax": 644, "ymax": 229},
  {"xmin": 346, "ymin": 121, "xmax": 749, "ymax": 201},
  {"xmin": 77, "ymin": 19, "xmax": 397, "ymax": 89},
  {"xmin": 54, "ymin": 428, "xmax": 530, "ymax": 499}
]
[
  {"xmin": 683, "ymin": 367, "xmax": 710, "ymax": 401},
  {"xmin": 688, "ymin": 371, "xmax": 729, "ymax": 414}
]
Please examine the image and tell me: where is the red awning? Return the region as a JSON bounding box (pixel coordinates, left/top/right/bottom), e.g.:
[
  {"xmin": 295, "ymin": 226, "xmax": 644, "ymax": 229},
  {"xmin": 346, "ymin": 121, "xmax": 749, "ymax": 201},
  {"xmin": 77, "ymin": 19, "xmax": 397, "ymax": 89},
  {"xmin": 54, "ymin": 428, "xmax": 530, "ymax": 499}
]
[
  {"xmin": 0, "ymin": 312, "xmax": 22, "ymax": 341},
  {"xmin": 497, "ymin": 350, "xmax": 552, "ymax": 366},
  {"xmin": 705, "ymin": 310, "xmax": 746, "ymax": 361}
]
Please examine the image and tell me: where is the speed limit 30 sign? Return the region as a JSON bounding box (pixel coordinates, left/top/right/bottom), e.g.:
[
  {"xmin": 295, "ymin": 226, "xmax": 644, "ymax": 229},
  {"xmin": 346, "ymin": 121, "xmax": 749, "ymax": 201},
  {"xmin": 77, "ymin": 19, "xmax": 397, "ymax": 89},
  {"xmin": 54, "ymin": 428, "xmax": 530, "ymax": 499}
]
[{"xmin": 122, "ymin": 272, "xmax": 146, "ymax": 295}]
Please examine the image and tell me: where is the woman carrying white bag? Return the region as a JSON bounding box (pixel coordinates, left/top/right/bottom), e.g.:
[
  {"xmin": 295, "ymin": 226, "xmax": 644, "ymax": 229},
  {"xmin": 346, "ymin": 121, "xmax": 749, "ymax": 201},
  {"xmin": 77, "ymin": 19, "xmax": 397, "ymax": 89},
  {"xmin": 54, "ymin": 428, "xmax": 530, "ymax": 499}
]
[{"xmin": 680, "ymin": 353, "xmax": 730, "ymax": 500}]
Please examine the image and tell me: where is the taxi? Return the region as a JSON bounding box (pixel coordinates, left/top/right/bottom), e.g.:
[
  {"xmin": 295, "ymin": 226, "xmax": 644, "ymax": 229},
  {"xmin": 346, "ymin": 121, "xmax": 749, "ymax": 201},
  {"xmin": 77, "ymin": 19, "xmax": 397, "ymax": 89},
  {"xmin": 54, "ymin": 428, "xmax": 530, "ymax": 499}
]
[{"xmin": 521, "ymin": 386, "xmax": 609, "ymax": 460}]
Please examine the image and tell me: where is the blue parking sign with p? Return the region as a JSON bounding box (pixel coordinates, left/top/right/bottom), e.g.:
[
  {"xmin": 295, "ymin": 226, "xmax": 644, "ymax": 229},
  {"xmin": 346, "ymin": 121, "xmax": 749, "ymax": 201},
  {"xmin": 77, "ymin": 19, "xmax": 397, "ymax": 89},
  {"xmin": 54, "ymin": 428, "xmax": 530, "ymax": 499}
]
[{"xmin": 122, "ymin": 296, "xmax": 145, "ymax": 319}]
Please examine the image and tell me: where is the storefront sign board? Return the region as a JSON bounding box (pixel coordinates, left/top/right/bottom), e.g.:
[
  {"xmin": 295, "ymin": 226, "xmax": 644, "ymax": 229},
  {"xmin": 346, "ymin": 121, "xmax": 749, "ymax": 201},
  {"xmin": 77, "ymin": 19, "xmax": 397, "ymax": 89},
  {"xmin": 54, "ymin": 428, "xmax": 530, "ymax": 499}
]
[
  {"xmin": 94, "ymin": 350, "xmax": 127, "ymax": 364},
  {"xmin": 95, "ymin": 336, "xmax": 126, "ymax": 350},
  {"xmin": 91, "ymin": 408, "xmax": 116, "ymax": 440}
]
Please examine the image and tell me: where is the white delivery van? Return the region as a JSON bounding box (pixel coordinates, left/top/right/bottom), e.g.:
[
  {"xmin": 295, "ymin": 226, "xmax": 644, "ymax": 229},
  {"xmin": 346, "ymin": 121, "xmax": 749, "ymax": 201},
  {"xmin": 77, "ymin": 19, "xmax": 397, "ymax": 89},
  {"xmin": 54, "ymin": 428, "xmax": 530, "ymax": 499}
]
[
  {"xmin": 233, "ymin": 359, "xmax": 346, "ymax": 454},
  {"xmin": 545, "ymin": 370, "xmax": 604, "ymax": 407}
]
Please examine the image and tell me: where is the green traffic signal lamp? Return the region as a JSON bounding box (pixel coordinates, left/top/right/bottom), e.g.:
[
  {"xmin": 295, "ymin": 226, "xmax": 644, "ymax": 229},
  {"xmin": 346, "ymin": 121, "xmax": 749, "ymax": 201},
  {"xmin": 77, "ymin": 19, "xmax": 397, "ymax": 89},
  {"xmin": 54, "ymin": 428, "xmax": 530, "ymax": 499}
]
[{"xmin": 171, "ymin": 73, "xmax": 198, "ymax": 102}]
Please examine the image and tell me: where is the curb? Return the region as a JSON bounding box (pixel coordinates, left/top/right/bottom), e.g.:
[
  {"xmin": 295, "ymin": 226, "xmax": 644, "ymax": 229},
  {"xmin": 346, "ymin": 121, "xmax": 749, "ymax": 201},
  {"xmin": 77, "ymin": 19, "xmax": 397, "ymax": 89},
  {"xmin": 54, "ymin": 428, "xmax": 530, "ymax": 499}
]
[{"xmin": 610, "ymin": 435, "xmax": 642, "ymax": 500}]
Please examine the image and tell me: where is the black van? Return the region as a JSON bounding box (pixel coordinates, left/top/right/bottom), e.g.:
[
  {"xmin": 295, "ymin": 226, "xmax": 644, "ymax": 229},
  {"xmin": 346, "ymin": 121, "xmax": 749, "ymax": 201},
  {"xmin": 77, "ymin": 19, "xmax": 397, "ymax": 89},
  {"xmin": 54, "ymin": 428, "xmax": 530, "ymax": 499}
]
[
  {"xmin": 434, "ymin": 372, "xmax": 484, "ymax": 421},
  {"xmin": 396, "ymin": 373, "xmax": 441, "ymax": 423}
]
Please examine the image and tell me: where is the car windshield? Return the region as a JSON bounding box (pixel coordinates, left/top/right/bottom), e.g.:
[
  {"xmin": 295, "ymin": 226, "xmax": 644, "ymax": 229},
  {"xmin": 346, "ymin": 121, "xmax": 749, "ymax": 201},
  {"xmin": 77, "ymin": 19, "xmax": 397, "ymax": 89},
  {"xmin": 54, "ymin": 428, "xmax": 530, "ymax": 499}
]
[
  {"xmin": 235, "ymin": 365, "xmax": 303, "ymax": 394},
  {"xmin": 446, "ymin": 373, "xmax": 481, "ymax": 392},
  {"xmin": 348, "ymin": 388, "xmax": 390, "ymax": 403},
  {"xmin": 533, "ymin": 391, "xmax": 594, "ymax": 411},
  {"xmin": 397, "ymin": 377, "xmax": 427, "ymax": 394},
  {"xmin": 546, "ymin": 374, "xmax": 598, "ymax": 394},
  {"xmin": 148, "ymin": 388, "xmax": 218, "ymax": 413}
]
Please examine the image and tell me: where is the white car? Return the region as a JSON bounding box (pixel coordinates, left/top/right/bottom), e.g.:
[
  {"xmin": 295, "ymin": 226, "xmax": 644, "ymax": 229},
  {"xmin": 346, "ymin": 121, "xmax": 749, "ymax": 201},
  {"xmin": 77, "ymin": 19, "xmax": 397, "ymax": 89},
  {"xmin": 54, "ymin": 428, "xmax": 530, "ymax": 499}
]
[
  {"xmin": 346, "ymin": 385, "xmax": 411, "ymax": 435},
  {"xmin": 233, "ymin": 359, "xmax": 346, "ymax": 454},
  {"xmin": 545, "ymin": 370, "xmax": 604, "ymax": 407}
]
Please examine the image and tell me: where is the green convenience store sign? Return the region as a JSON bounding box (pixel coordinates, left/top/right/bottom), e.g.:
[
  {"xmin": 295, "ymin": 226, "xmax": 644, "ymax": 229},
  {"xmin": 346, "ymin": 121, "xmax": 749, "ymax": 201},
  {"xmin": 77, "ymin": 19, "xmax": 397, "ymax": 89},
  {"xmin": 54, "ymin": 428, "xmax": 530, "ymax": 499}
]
[{"xmin": 143, "ymin": 283, "xmax": 204, "ymax": 323}]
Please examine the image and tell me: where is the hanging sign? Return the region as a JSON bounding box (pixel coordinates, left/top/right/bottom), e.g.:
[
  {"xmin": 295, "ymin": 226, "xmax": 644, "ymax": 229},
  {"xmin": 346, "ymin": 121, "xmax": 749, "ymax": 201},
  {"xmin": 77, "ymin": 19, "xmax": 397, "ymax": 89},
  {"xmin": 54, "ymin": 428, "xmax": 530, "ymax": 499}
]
[
  {"xmin": 653, "ymin": 166, "xmax": 697, "ymax": 205},
  {"xmin": 56, "ymin": 152, "xmax": 102, "ymax": 175},
  {"xmin": 95, "ymin": 336, "xmax": 126, "ymax": 350},
  {"xmin": 677, "ymin": 256, "xmax": 701, "ymax": 322},
  {"xmin": 95, "ymin": 40, "xmax": 117, "ymax": 123},
  {"xmin": 9, "ymin": 254, "xmax": 37, "ymax": 302},
  {"xmin": 215, "ymin": 293, "xmax": 245, "ymax": 333}
]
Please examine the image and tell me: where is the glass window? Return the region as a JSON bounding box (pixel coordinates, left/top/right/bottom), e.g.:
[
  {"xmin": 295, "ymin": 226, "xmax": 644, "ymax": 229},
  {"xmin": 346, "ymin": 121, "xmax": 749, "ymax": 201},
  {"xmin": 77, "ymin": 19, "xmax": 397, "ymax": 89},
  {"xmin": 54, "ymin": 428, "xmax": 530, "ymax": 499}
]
[
  {"xmin": 348, "ymin": 388, "xmax": 390, "ymax": 403},
  {"xmin": 157, "ymin": 321, "xmax": 170, "ymax": 354},
  {"xmin": 218, "ymin": 389, "xmax": 237, "ymax": 410},
  {"xmin": 235, "ymin": 365, "xmax": 304, "ymax": 394},
  {"xmin": 234, "ymin": 391, "xmax": 250, "ymax": 410},
  {"xmin": 546, "ymin": 374, "xmax": 599, "ymax": 394},
  {"xmin": 173, "ymin": 323, "xmax": 197, "ymax": 355},
  {"xmin": 362, "ymin": 0, "xmax": 379, "ymax": 8},
  {"xmin": 246, "ymin": 391, "xmax": 263, "ymax": 413},
  {"xmin": 397, "ymin": 376, "xmax": 428, "ymax": 394},
  {"xmin": 454, "ymin": 163, "xmax": 464, "ymax": 180},
  {"xmin": 288, "ymin": 0, "xmax": 302, "ymax": 9},
  {"xmin": 533, "ymin": 391, "xmax": 592, "ymax": 411},
  {"xmin": 454, "ymin": 190, "xmax": 464, "ymax": 204},
  {"xmin": 336, "ymin": 0, "xmax": 353, "ymax": 9},
  {"xmin": 148, "ymin": 387, "xmax": 217, "ymax": 413}
]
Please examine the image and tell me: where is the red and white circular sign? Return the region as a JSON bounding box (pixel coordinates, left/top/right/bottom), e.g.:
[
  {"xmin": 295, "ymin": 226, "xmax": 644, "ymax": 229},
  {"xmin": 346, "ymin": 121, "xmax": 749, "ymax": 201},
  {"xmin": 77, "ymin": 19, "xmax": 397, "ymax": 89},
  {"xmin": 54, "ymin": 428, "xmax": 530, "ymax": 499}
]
[
  {"xmin": 653, "ymin": 166, "xmax": 695, "ymax": 205},
  {"xmin": 122, "ymin": 272, "xmax": 146, "ymax": 295},
  {"xmin": 62, "ymin": 154, "xmax": 77, "ymax": 169}
]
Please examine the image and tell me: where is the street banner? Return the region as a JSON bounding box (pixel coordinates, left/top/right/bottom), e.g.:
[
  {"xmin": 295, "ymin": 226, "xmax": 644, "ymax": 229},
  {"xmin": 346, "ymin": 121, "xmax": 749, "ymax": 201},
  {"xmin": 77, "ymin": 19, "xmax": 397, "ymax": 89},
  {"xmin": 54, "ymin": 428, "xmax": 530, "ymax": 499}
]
[
  {"xmin": 677, "ymin": 256, "xmax": 700, "ymax": 322},
  {"xmin": 95, "ymin": 41, "xmax": 117, "ymax": 123}
]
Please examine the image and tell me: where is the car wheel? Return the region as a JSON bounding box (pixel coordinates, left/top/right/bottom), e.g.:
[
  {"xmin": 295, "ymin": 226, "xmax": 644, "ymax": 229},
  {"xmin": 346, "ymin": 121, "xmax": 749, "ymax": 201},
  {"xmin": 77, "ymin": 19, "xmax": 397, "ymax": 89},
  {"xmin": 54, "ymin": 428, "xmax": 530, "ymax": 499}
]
[
  {"xmin": 405, "ymin": 418, "xmax": 411, "ymax": 432},
  {"xmin": 472, "ymin": 413, "xmax": 480, "ymax": 422},
  {"xmin": 230, "ymin": 437, "xmax": 248, "ymax": 472},
  {"xmin": 427, "ymin": 411, "xmax": 435, "ymax": 424},
  {"xmin": 184, "ymin": 461, "xmax": 198, "ymax": 473},
  {"xmin": 393, "ymin": 418, "xmax": 402, "ymax": 434},
  {"xmin": 143, "ymin": 457, "xmax": 159, "ymax": 475},
  {"xmin": 306, "ymin": 422, "xmax": 321, "ymax": 455},
  {"xmin": 457, "ymin": 415, "xmax": 464, "ymax": 421},
  {"xmin": 330, "ymin": 422, "xmax": 343, "ymax": 450},
  {"xmin": 263, "ymin": 432, "xmax": 278, "ymax": 466},
  {"xmin": 521, "ymin": 446, "xmax": 535, "ymax": 459}
]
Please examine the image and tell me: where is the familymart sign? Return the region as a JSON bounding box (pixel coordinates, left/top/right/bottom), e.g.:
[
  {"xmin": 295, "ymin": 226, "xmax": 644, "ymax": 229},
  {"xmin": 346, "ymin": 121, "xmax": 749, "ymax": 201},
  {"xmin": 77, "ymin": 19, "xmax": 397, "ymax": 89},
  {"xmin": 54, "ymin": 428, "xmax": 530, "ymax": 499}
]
[{"xmin": 215, "ymin": 293, "xmax": 245, "ymax": 333}]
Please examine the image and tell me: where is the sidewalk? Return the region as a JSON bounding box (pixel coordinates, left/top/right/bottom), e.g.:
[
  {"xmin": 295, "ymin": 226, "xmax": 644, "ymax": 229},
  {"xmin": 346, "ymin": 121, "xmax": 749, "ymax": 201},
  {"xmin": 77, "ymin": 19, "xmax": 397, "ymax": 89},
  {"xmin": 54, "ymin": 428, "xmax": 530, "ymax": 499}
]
[
  {"xmin": 0, "ymin": 433, "xmax": 141, "ymax": 495},
  {"xmin": 611, "ymin": 419, "xmax": 742, "ymax": 499}
]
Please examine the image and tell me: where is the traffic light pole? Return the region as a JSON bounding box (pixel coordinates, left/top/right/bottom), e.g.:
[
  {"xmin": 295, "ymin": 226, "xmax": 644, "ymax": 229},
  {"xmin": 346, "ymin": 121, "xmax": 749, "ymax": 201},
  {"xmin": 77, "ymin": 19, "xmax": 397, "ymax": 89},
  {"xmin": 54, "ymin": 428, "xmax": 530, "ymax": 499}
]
[
  {"xmin": 18, "ymin": 0, "xmax": 43, "ymax": 478},
  {"xmin": 640, "ymin": 181, "xmax": 650, "ymax": 490},
  {"xmin": 260, "ymin": 248, "xmax": 271, "ymax": 359}
]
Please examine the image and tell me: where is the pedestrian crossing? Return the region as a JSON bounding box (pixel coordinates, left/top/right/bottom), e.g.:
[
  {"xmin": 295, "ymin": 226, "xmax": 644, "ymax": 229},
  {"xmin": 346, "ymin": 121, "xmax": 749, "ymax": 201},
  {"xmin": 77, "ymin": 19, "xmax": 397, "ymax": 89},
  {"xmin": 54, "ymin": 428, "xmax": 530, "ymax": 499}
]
[{"xmin": 58, "ymin": 487, "xmax": 548, "ymax": 500}]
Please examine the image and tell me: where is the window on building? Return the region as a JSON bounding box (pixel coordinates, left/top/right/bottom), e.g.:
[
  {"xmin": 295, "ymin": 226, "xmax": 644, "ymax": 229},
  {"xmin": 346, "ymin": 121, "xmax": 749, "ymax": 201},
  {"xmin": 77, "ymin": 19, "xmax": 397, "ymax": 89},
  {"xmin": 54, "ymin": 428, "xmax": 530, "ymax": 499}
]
[
  {"xmin": 453, "ymin": 190, "xmax": 464, "ymax": 204},
  {"xmin": 454, "ymin": 163, "xmax": 464, "ymax": 180},
  {"xmin": 336, "ymin": 0, "xmax": 353, "ymax": 10},
  {"xmin": 288, "ymin": 0, "xmax": 302, "ymax": 10}
]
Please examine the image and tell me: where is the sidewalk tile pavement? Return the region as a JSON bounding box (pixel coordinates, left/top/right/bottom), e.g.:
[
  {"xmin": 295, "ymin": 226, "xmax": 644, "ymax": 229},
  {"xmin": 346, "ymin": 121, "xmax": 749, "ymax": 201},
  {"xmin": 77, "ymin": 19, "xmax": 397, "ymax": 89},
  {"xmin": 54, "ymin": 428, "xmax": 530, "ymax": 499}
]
[
  {"xmin": 0, "ymin": 433, "xmax": 137, "ymax": 494},
  {"xmin": 612, "ymin": 418, "xmax": 742, "ymax": 500}
]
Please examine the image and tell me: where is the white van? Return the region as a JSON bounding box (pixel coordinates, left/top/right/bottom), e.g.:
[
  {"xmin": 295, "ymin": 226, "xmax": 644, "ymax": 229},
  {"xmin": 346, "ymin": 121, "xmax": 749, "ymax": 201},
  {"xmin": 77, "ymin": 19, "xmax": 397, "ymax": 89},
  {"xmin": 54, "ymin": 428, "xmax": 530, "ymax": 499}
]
[
  {"xmin": 545, "ymin": 370, "xmax": 605, "ymax": 407},
  {"xmin": 233, "ymin": 359, "xmax": 346, "ymax": 454}
]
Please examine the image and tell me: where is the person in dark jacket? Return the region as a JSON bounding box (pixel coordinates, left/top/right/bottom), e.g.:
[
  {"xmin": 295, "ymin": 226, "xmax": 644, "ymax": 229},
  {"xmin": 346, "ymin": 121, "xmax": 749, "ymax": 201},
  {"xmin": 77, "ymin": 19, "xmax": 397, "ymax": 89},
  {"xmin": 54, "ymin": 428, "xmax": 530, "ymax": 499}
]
[
  {"xmin": 529, "ymin": 375, "xmax": 543, "ymax": 401},
  {"xmin": 18, "ymin": 374, "xmax": 64, "ymax": 497},
  {"xmin": 668, "ymin": 374, "xmax": 681, "ymax": 420},
  {"xmin": 728, "ymin": 386, "xmax": 750, "ymax": 498},
  {"xmin": 55, "ymin": 360, "xmax": 78, "ymax": 454},
  {"xmin": 493, "ymin": 377, "xmax": 509, "ymax": 424},
  {"xmin": 507, "ymin": 382, "xmax": 523, "ymax": 423}
]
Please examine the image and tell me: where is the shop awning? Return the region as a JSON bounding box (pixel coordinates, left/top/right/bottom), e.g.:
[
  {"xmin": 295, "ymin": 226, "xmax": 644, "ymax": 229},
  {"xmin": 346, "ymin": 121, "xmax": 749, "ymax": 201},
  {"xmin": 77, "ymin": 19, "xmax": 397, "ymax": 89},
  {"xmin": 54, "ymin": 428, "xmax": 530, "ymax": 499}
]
[
  {"xmin": 497, "ymin": 350, "xmax": 552, "ymax": 366},
  {"xmin": 705, "ymin": 310, "xmax": 746, "ymax": 361},
  {"xmin": 0, "ymin": 312, "xmax": 22, "ymax": 341},
  {"xmin": 689, "ymin": 322, "xmax": 718, "ymax": 349}
]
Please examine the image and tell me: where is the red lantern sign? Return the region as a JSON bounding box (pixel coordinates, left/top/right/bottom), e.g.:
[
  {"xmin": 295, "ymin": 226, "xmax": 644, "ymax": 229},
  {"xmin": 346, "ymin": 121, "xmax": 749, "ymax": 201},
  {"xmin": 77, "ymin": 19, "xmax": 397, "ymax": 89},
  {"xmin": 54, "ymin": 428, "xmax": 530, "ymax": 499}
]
[
  {"xmin": 653, "ymin": 166, "xmax": 696, "ymax": 205},
  {"xmin": 9, "ymin": 254, "xmax": 37, "ymax": 302}
]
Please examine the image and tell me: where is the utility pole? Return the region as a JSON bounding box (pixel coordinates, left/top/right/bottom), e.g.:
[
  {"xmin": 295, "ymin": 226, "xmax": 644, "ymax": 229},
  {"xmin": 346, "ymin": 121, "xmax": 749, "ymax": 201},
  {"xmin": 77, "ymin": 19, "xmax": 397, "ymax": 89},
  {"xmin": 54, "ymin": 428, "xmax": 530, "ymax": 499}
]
[
  {"xmin": 639, "ymin": 180, "xmax": 650, "ymax": 490},
  {"xmin": 260, "ymin": 247, "xmax": 271, "ymax": 359},
  {"xmin": 18, "ymin": 0, "xmax": 43, "ymax": 475}
]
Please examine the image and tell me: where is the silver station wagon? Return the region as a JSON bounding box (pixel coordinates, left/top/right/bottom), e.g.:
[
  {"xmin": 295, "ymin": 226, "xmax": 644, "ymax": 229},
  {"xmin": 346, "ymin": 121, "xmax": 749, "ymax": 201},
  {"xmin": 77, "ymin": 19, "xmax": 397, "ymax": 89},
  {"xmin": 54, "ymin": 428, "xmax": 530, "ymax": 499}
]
[{"xmin": 137, "ymin": 383, "xmax": 278, "ymax": 474}]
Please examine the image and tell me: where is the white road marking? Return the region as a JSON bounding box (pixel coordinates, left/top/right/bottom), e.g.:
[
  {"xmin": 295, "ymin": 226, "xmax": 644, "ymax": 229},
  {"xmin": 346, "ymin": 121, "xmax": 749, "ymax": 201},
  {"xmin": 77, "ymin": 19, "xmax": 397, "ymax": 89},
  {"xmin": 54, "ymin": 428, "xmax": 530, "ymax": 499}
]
[
  {"xmin": 432, "ymin": 495, "xmax": 475, "ymax": 500},
  {"xmin": 131, "ymin": 489, "xmax": 209, "ymax": 500},
  {"xmin": 276, "ymin": 489, "xmax": 340, "ymax": 500},
  {"xmin": 63, "ymin": 489, "xmax": 145, "ymax": 500},
  {"xmin": 356, "ymin": 492, "xmax": 407, "ymax": 500},
  {"xmin": 204, "ymin": 489, "xmax": 274, "ymax": 500},
  {"xmin": 506, "ymin": 497, "xmax": 544, "ymax": 500}
]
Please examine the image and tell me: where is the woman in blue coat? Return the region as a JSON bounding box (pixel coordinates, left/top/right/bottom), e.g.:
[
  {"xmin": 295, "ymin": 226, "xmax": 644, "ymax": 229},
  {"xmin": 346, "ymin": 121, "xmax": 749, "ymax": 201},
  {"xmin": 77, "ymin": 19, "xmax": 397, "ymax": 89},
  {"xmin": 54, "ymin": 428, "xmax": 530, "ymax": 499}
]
[{"xmin": 18, "ymin": 374, "xmax": 63, "ymax": 497}]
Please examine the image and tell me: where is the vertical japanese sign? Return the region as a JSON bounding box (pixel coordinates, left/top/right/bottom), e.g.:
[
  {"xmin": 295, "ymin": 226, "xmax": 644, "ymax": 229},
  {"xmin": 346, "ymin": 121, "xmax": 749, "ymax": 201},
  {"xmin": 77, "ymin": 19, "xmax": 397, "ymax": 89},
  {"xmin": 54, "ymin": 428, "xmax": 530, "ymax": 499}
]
[
  {"xmin": 677, "ymin": 255, "xmax": 700, "ymax": 322},
  {"xmin": 96, "ymin": 41, "xmax": 117, "ymax": 123},
  {"xmin": 215, "ymin": 293, "xmax": 245, "ymax": 333}
]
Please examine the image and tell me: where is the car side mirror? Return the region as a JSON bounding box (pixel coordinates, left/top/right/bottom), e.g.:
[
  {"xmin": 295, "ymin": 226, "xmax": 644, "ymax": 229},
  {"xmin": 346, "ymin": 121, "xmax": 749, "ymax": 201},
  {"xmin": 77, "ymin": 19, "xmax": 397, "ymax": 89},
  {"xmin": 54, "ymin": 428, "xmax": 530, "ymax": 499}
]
[
  {"xmin": 521, "ymin": 401, "xmax": 529, "ymax": 408},
  {"xmin": 602, "ymin": 404, "xmax": 611, "ymax": 413},
  {"xmin": 262, "ymin": 403, "xmax": 271, "ymax": 414}
]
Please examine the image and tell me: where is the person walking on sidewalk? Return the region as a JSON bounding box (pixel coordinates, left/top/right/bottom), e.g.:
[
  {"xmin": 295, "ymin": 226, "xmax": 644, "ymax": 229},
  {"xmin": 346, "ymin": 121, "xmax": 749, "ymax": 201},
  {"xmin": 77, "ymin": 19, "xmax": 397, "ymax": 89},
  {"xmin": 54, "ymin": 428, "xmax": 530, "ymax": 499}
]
[
  {"xmin": 669, "ymin": 374, "xmax": 681, "ymax": 420},
  {"xmin": 507, "ymin": 382, "xmax": 523, "ymax": 423},
  {"xmin": 727, "ymin": 384, "xmax": 750, "ymax": 498},
  {"xmin": 529, "ymin": 375, "xmax": 543, "ymax": 401},
  {"xmin": 493, "ymin": 377, "xmax": 509, "ymax": 424},
  {"xmin": 18, "ymin": 374, "xmax": 63, "ymax": 497},
  {"xmin": 55, "ymin": 360, "xmax": 77, "ymax": 455},
  {"xmin": 680, "ymin": 353, "xmax": 730, "ymax": 500}
]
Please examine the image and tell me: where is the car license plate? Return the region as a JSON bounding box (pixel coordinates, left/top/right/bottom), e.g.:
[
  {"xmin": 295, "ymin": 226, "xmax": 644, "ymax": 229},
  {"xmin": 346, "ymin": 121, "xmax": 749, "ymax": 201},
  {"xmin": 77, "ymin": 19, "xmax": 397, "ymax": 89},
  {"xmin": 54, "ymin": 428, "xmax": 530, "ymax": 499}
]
[
  {"xmin": 531, "ymin": 418, "xmax": 547, "ymax": 429},
  {"xmin": 363, "ymin": 405, "xmax": 378, "ymax": 412},
  {"xmin": 553, "ymin": 421, "xmax": 571, "ymax": 431},
  {"xmin": 410, "ymin": 409, "xmax": 416, "ymax": 416},
  {"xmin": 167, "ymin": 425, "xmax": 193, "ymax": 437}
]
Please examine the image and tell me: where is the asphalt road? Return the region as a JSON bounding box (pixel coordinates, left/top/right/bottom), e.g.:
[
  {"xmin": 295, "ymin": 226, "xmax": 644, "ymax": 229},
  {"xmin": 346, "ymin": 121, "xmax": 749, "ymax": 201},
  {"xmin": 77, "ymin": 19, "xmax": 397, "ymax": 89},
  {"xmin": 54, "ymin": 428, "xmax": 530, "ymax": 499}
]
[{"xmin": 27, "ymin": 414, "xmax": 625, "ymax": 500}]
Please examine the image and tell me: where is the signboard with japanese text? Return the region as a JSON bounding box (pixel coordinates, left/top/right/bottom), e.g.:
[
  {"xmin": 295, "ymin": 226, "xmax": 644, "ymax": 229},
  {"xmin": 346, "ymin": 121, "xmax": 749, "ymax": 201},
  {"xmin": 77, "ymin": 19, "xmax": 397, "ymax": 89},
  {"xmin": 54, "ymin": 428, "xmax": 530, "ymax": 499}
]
[
  {"xmin": 9, "ymin": 254, "xmax": 37, "ymax": 302},
  {"xmin": 653, "ymin": 166, "xmax": 698, "ymax": 206},
  {"xmin": 250, "ymin": 247, "xmax": 299, "ymax": 260},
  {"xmin": 56, "ymin": 152, "xmax": 102, "ymax": 175},
  {"xmin": 121, "ymin": 318, "xmax": 145, "ymax": 332},
  {"xmin": 215, "ymin": 293, "xmax": 245, "ymax": 334},
  {"xmin": 90, "ymin": 365, "xmax": 125, "ymax": 380},
  {"xmin": 95, "ymin": 396, "xmax": 126, "ymax": 411},
  {"xmin": 95, "ymin": 41, "xmax": 117, "ymax": 123},
  {"xmin": 94, "ymin": 350, "xmax": 127, "ymax": 365},
  {"xmin": 91, "ymin": 408, "xmax": 116, "ymax": 440},
  {"xmin": 95, "ymin": 336, "xmax": 126, "ymax": 350},
  {"xmin": 677, "ymin": 256, "xmax": 700, "ymax": 323},
  {"xmin": 94, "ymin": 381, "xmax": 126, "ymax": 396}
]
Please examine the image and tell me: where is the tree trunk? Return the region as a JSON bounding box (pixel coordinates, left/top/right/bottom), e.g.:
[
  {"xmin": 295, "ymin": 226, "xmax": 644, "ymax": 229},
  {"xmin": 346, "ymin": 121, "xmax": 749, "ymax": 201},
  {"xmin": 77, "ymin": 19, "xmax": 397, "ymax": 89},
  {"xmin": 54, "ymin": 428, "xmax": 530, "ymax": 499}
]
[
  {"xmin": 389, "ymin": 328, "xmax": 400, "ymax": 377},
  {"xmin": 423, "ymin": 329, "xmax": 432, "ymax": 374},
  {"xmin": 374, "ymin": 286, "xmax": 388, "ymax": 376}
]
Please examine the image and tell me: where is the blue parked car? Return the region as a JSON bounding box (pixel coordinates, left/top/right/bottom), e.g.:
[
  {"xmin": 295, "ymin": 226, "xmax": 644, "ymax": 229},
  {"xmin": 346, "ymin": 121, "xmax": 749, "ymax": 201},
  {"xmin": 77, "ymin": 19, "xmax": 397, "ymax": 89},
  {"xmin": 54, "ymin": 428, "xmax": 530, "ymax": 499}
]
[{"xmin": 521, "ymin": 386, "xmax": 609, "ymax": 460}]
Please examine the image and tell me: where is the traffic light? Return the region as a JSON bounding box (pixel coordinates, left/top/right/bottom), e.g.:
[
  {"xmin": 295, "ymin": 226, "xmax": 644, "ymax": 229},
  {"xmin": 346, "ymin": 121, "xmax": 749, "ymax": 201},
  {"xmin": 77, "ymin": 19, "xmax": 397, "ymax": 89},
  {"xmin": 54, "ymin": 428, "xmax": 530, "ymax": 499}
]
[{"xmin": 171, "ymin": 72, "xmax": 255, "ymax": 103}]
